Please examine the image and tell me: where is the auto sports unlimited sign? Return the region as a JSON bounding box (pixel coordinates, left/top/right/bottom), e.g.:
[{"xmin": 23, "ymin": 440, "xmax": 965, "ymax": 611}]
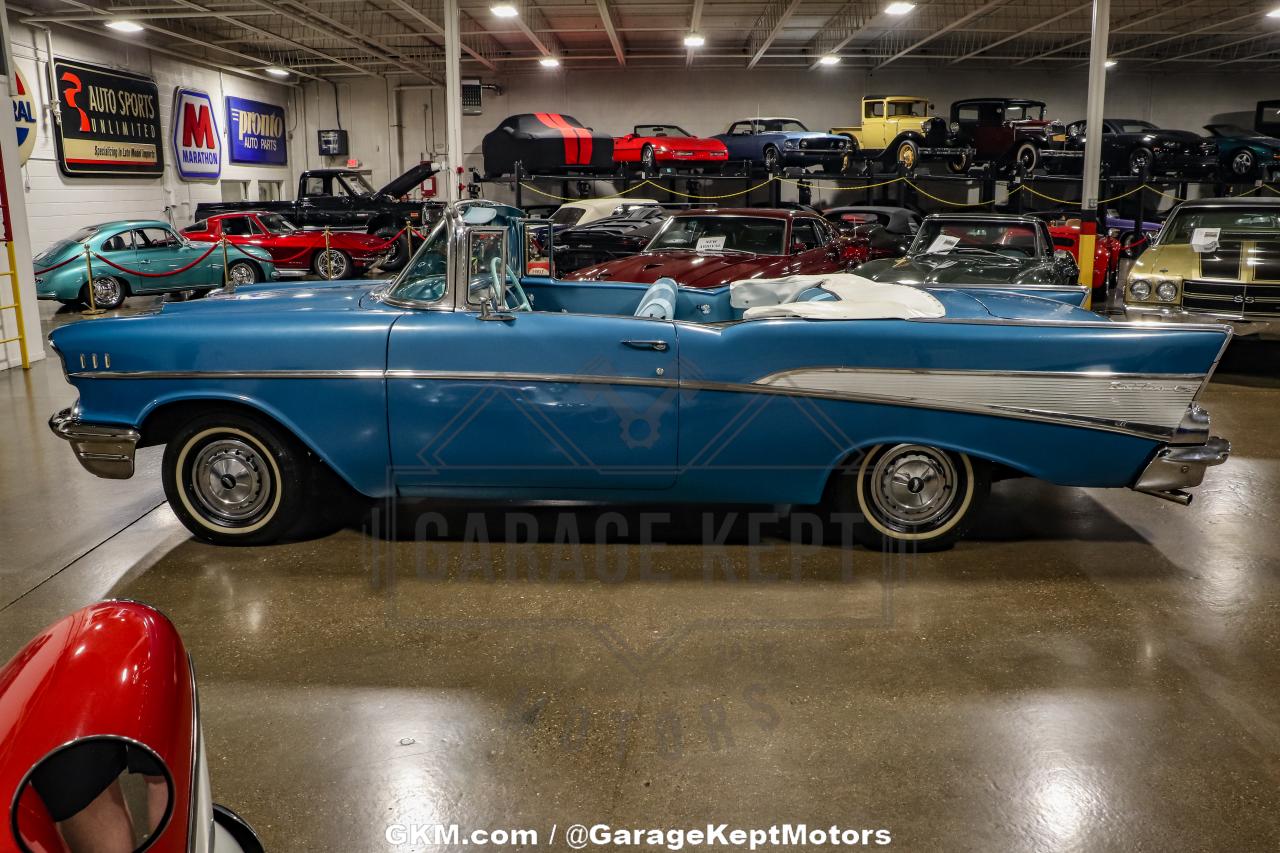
[
  {"xmin": 172, "ymin": 87, "xmax": 221, "ymax": 180},
  {"xmin": 225, "ymin": 96, "xmax": 287, "ymax": 166},
  {"xmin": 52, "ymin": 58, "xmax": 162, "ymax": 177}
]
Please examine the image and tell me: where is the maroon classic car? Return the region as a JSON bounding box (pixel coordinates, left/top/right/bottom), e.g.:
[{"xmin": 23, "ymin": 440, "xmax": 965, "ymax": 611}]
[
  {"xmin": 949, "ymin": 98, "xmax": 1074, "ymax": 174},
  {"xmin": 564, "ymin": 208, "xmax": 869, "ymax": 289}
]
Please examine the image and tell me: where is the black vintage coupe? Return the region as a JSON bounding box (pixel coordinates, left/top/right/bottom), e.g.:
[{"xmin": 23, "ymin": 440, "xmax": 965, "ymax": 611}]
[
  {"xmin": 1064, "ymin": 118, "xmax": 1217, "ymax": 177},
  {"xmin": 552, "ymin": 205, "xmax": 671, "ymax": 274}
]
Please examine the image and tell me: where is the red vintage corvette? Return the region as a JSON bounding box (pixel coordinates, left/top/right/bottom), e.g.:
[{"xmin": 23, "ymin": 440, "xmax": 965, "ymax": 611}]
[
  {"xmin": 182, "ymin": 212, "xmax": 393, "ymax": 279},
  {"xmin": 565, "ymin": 208, "xmax": 869, "ymax": 289},
  {"xmin": 1048, "ymin": 219, "xmax": 1122, "ymax": 292},
  {"xmin": 0, "ymin": 601, "xmax": 262, "ymax": 852},
  {"xmin": 613, "ymin": 124, "xmax": 730, "ymax": 172}
]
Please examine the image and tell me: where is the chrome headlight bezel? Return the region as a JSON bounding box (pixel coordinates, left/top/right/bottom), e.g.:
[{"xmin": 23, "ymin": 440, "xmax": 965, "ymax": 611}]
[
  {"xmin": 1156, "ymin": 280, "xmax": 1179, "ymax": 302},
  {"xmin": 1129, "ymin": 279, "xmax": 1152, "ymax": 301}
]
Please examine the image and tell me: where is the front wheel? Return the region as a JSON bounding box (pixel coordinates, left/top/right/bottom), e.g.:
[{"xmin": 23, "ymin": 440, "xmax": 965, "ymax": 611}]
[
  {"xmin": 834, "ymin": 443, "xmax": 989, "ymax": 551},
  {"xmin": 1128, "ymin": 146, "xmax": 1154, "ymax": 176},
  {"xmin": 313, "ymin": 248, "xmax": 352, "ymax": 280},
  {"xmin": 227, "ymin": 260, "xmax": 259, "ymax": 286},
  {"xmin": 1013, "ymin": 142, "xmax": 1039, "ymax": 173},
  {"xmin": 162, "ymin": 411, "xmax": 311, "ymax": 545},
  {"xmin": 895, "ymin": 140, "xmax": 920, "ymax": 170}
]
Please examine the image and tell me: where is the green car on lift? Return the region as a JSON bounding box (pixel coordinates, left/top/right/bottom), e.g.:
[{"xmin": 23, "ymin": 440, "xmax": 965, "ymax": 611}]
[
  {"xmin": 1204, "ymin": 124, "xmax": 1280, "ymax": 179},
  {"xmin": 33, "ymin": 219, "xmax": 279, "ymax": 309}
]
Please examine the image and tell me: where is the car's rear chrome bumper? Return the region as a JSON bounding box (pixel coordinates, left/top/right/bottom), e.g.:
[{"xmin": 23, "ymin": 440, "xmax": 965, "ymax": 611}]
[
  {"xmin": 1132, "ymin": 436, "xmax": 1230, "ymax": 505},
  {"xmin": 48, "ymin": 406, "xmax": 140, "ymax": 479}
]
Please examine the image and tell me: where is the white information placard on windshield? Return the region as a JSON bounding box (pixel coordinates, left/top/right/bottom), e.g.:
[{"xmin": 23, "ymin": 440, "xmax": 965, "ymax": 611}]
[
  {"xmin": 926, "ymin": 235, "xmax": 960, "ymax": 254},
  {"xmin": 696, "ymin": 236, "xmax": 726, "ymax": 251}
]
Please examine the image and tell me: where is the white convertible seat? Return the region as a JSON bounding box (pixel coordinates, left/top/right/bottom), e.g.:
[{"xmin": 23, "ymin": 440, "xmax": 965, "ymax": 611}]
[
  {"xmin": 635, "ymin": 277, "xmax": 678, "ymax": 319},
  {"xmin": 730, "ymin": 273, "xmax": 945, "ymax": 321}
]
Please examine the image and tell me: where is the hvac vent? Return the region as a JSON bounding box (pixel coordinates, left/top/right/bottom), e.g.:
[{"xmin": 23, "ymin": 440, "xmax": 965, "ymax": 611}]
[{"xmin": 462, "ymin": 78, "xmax": 482, "ymax": 115}]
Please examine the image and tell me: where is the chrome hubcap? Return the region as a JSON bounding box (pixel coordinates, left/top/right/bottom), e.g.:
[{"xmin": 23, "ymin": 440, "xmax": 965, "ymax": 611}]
[
  {"xmin": 317, "ymin": 249, "xmax": 346, "ymax": 278},
  {"xmin": 230, "ymin": 263, "xmax": 256, "ymax": 285},
  {"xmin": 1233, "ymin": 152, "xmax": 1253, "ymax": 173},
  {"xmin": 190, "ymin": 438, "xmax": 271, "ymax": 523},
  {"xmin": 869, "ymin": 445, "xmax": 958, "ymax": 528},
  {"xmin": 92, "ymin": 278, "xmax": 120, "ymax": 306}
]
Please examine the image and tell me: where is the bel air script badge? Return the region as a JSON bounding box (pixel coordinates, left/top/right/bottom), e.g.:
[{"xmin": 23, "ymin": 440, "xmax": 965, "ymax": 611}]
[{"xmin": 1108, "ymin": 381, "xmax": 1197, "ymax": 394}]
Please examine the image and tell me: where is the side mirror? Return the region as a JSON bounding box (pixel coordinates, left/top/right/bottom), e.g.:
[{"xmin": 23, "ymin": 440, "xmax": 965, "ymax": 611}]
[{"xmin": 478, "ymin": 296, "xmax": 515, "ymax": 322}]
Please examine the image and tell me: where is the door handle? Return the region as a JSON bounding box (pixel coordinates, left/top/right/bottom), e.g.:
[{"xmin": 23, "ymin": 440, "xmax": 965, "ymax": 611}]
[{"xmin": 622, "ymin": 339, "xmax": 668, "ymax": 352}]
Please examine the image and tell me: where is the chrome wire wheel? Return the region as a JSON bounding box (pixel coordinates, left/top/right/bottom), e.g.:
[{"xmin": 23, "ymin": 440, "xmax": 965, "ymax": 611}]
[
  {"xmin": 868, "ymin": 445, "xmax": 959, "ymax": 530},
  {"xmin": 90, "ymin": 276, "xmax": 123, "ymax": 309},
  {"xmin": 315, "ymin": 249, "xmax": 349, "ymax": 279},
  {"xmin": 189, "ymin": 438, "xmax": 273, "ymax": 525},
  {"xmin": 228, "ymin": 261, "xmax": 258, "ymax": 285}
]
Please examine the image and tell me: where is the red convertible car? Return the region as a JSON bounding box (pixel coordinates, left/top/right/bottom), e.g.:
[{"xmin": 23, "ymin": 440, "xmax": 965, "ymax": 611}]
[
  {"xmin": 1047, "ymin": 217, "xmax": 1122, "ymax": 293},
  {"xmin": 613, "ymin": 124, "xmax": 730, "ymax": 172},
  {"xmin": 182, "ymin": 211, "xmax": 392, "ymax": 279},
  {"xmin": 565, "ymin": 208, "xmax": 869, "ymax": 289}
]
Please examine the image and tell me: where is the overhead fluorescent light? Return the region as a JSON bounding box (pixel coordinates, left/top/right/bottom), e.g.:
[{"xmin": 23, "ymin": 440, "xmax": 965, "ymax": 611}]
[
  {"xmin": 818, "ymin": 54, "xmax": 841, "ymax": 66},
  {"xmin": 885, "ymin": 2, "xmax": 915, "ymax": 14},
  {"xmin": 1105, "ymin": 59, "xmax": 1117, "ymax": 68},
  {"xmin": 265, "ymin": 67, "xmax": 290, "ymax": 77},
  {"xmin": 491, "ymin": 4, "xmax": 518, "ymax": 17},
  {"xmin": 539, "ymin": 56, "xmax": 560, "ymax": 68},
  {"xmin": 1268, "ymin": 8, "xmax": 1280, "ymax": 17},
  {"xmin": 684, "ymin": 34, "xmax": 706, "ymax": 47},
  {"xmin": 106, "ymin": 20, "xmax": 145, "ymax": 33}
]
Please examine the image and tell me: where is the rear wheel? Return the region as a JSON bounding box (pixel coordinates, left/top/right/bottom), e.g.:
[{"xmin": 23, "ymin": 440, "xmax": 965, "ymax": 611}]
[
  {"xmin": 946, "ymin": 151, "xmax": 971, "ymax": 174},
  {"xmin": 227, "ymin": 260, "xmax": 259, "ymax": 286},
  {"xmin": 834, "ymin": 443, "xmax": 989, "ymax": 551},
  {"xmin": 82, "ymin": 276, "xmax": 127, "ymax": 310},
  {"xmin": 312, "ymin": 248, "xmax": 352, "ymax": 280},
  {"xmin": 763, "ymin": 145, "xmax": 780, "ymax": 173},
  {"xmin": 641, "ymin": 144, "xmax": 657, "ymax": 173},
  {"xmin": 1229, "ymin": 148, "xmax": 1257, "ymax": 179},
  {"xmin": 162, "ymin": 411, "xmax": 311, "ymax": 545}
]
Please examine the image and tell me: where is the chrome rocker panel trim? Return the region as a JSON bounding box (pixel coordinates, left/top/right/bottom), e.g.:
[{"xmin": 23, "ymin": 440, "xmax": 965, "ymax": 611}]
[
  {"xmin": 1133, "ymin": 436, "xmax": 1231, "ymax": 505},
  {"xmin": 48, "ymin": 406, "xmax": 141, "ymax": 479}
]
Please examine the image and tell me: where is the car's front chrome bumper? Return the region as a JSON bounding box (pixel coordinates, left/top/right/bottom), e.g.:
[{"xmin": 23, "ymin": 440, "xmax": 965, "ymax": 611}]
[
  {"xmin": 1133, "ymin": 436, "xmax": 1230, "ymax": 505},
  {"xmin": 48, "ymin": 406, "xmax": 140, "ymax": 479},
  {"xmin": 1123, "ymin": 304, "xmax": 1276, "ymax": 336}
]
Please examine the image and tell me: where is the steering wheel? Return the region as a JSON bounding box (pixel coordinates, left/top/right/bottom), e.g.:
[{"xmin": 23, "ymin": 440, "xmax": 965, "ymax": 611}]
[{"xmin": 488, "ymin": 257, "xmax": 531, "ymax": 312}]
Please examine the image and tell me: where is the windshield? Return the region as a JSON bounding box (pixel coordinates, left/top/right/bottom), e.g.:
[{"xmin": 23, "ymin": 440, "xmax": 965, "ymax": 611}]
[
  {"xmin": 635, "ymin": 124, "xmax": 691, "ymax": 137},
  {"xmin": 1160, "ymin": 207, "xmax": 1280, "ymax": 243},
  {"xmin": 258, "ymin": 214, "xmax": 297, "ymax": 233},
  {"xmin": 550, "ymin": 207, "xmax": 586, "ymax": 226},
  {"xmin": 756, "ymin": 119, "xmax": 809, "ymax": 133},
  {"xmin": 386, "ymin": 220, "xmax": 449, "ymax": 303},
  {"xmin": 1005, "ymin": 103, "xmax": 1045, "ymax": 121},
  {"xmin": 1115, "ymin": 120, "xmax": 1158, "ymax": 133},
  {"xmin": 648, "ymin": 216, "xmax": 786, "ymax": 254},
  {"xmin": 912, "ymin": 220, "xmax": 1041, "ymax": 258},
  {"xmin": 339, "ymin": 173, "xmax": 376, "ymax": 196}
]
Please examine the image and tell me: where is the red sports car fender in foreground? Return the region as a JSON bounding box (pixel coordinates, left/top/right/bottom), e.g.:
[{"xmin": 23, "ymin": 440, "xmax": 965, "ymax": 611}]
[
  {"xmin": 565, "ymin": 208, "xmax": 869, "ymax": 289},
  {"xmin": 0, "ymin": 601, "xmax": 262, "ymax": 852},
  {"xmin": 183, "ymin": 212, "xmax": 391, "ymax": 277}
]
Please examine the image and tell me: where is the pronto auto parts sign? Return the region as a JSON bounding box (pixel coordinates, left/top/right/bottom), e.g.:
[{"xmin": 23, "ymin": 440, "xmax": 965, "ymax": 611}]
[
  {"xmin": 172, "ymin": 87, "xmax": 221, "ymax": 180},
  {"xmin": 225, "ymin": 95, "xmax": 287, "ymax": 166},
  {"xmin": 12, "ymin": 66, "xmax": 36, "ymax": 165},
  {"xmin": 52, "ymin": 58, "xmax": 162, "ymax": 177}
]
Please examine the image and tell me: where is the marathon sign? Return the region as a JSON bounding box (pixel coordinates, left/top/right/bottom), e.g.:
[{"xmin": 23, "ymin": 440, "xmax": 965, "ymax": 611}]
[
  {"xmin": 172, "ymin": 87, "xmax": 221, "ymax": 180},
  {"xmin": 226, "ymin": 95, "xmax": 287, "ymax": 166},
  {"xmin": 52, "ymin": 58, "xmax": 163, "ymax": 177}
]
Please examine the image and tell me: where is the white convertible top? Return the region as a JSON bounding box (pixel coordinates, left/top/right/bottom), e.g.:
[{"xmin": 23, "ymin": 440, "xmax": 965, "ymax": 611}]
[{"xmin": 730, "ymin": 273, "xmax": 946, "ymax": 320}]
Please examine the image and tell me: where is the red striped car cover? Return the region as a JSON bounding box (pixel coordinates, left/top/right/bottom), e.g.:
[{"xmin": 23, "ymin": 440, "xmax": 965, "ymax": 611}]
[{"xmin": 535, "ymin": 112, "xmax": 594, "ymax": 165}]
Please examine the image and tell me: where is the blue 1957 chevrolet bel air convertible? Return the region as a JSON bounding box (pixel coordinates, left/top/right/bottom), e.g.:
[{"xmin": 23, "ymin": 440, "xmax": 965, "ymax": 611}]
[{"xmin": 48, "ymin": 201, "xmax": 1230, "ymax": 550}]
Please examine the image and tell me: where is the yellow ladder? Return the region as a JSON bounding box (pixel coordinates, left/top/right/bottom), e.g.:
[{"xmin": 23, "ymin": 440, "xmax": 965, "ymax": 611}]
[{"xmin": 0, "ymin": 240, "xmax": 30, "ymax": 369}]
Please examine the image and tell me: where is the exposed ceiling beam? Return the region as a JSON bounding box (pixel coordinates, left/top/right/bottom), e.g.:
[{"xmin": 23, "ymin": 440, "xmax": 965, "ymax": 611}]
[
  {"xmin": 876, "ymin": 0, "xmax": 1011, "ymax": 69},
  {"xmin": 685, "ymin": 0, "xmax": 702, "ymax": 66},
  {"xmin": 381, "ymin": 0, "xmax": 500, "ymax": 72},
  {"xmin": 596, "ymin": 0, "xmax": 626, "ymax": 65},
  {"xmin": 1149, "ymin": 30, "xmax": 1276, "ymax": 65},
  {"xmin": 950, "ymin": 1, "xmax": 1089, "ymax": 64},
  {"xmin": 509, "ymin": 1, "xmax": 564, "ymax": 59},
  {"xmin": 1014, "ymin": 6, "xmax": 1183, "ymax": 65},
  {"xmin": 808, "ymin": 1, "xmax": 874, "ymax": 70},
  {"xmin": 745, "ymin": 0, "xmax": 801, "ymax": 69},
  {"xmin": 1110, "ymin": 10, "xmax": 1260, "ymax": 59}
]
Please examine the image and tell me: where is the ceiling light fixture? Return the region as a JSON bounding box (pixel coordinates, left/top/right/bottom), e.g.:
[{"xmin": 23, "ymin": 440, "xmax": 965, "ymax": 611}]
[
  {"xmin": 106, "ymin": 20, "xmax": 145, "ymax": 33},
  {"xmin": 818, "ymin": 54, "xmax": 841, "ymax": 65},
  {"xmin": 266, "ymin": 67, "xmax": 290, "ymax": 77},
  {"xmin": 1105, "ymin": 59, "xmax": 1117, "ymax": 68},
  {"xmin": 683, "ymin": 34, "xmax": 705, "ymax": 47},
  {"xmin": 885, "ymin": 2, "xmax": 915, "ymax": 14},
  {"xmin": 1268, "ymin": 8, "xmax": 1280, "ymax": 17},
  {"xmin": 491, "ymin": 4, "xmax": 518, "ymax": 17},
  {"xmin": 539, "ymin": 56, "xmax": 560, "ymax": 67}
]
